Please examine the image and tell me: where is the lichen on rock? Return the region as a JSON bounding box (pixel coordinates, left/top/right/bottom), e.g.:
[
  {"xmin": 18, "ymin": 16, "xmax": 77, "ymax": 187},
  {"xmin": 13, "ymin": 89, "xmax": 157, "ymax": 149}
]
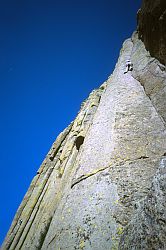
[{"xmin": 119, "ymin": 157, "xmax": 166, "ymax": 250}]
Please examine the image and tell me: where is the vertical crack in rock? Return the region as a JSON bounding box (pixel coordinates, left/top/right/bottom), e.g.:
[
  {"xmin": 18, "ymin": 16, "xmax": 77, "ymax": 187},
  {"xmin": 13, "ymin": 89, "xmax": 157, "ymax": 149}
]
[
  {"xmin": 40, "ymin": 36, "xmax": 165, "ymax": 249},
  {"xmin": 2, "ymin": 2, "xmax": 166, "ymax": 249},
  {"xmin": 48, "ymin": 122, "xmax": 74, "ymax": 161},
  {"xmin": 2, "ymin": 83, "xmax": 105, "ymax": 250},
  {"xmin": 131, "ymin": 31, "xmax": 166, "ymax": 124},
  {"xmin": 3, "ymin": 174, "xmax": 41, "ymax": 249},
  {"xmin": 3, "ymin": 122, "xmax": 74, "ymax": 249},
  {"xmin": 8, "ymin": 167, "xmax": 54, "ymax": 250}
]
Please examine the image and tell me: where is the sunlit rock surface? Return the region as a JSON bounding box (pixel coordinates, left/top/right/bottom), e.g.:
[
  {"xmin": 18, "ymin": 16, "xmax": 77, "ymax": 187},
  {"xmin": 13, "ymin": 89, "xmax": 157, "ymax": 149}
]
[
  {"xmin": 131, "ymin": 32, "xmax": 166, "ymax": 123},
  {"xmin": 119, "ymin": 157, "xmax": 166, "ymax": 250},
  {"xmin": 2, "ymin": 2, "xmax": 166, "ymax": 250}
]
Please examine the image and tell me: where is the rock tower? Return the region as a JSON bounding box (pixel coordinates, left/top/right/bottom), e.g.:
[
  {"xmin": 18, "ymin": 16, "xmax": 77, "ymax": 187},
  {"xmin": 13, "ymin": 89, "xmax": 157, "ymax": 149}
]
[{"xmin": 2, "ymin": 1, "xmax": 166, "ymax": 249}]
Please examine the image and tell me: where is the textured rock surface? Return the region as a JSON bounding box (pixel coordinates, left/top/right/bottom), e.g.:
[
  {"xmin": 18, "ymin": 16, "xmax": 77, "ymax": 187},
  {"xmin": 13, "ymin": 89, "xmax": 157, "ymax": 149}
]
[
  {"xmin": 2, "ymin": 85, "xmax": 106, "ymax": 250},
  {"xmin": 131, "ymin": 32, "xmax": 166, "ymax": 123},
  {"xmin": 2, "ymin": 2, "xmax": 166, "ymax": 250},
  {"xmin": 119, "ymin": 157, "xmax": 166, "ymax": 250},
  {"xmin": 137, "ymin": 0, "xmax": 166, "ymax": 65}
]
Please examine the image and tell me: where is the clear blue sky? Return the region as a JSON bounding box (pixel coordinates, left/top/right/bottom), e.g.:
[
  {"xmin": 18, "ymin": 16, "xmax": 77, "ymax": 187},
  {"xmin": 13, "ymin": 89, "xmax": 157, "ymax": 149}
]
[{"xmin": 0, "ymin": 0, "xmax": 141, "ymax": 245}]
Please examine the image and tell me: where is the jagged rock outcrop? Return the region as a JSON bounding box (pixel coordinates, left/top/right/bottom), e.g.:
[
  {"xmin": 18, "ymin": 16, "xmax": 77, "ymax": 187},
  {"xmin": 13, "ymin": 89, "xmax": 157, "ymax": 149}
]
[
  {"xmin": 137, "ymin": 0, "xmax": 166, "ymax": 65},
  {"xmin": 2, "ymin": 1, "xmax": 166, "ymax": 250}
]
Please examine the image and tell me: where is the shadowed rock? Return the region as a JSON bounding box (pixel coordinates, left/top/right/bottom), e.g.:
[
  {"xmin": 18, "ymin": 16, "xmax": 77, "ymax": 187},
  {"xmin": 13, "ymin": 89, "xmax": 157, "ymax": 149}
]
[{"xmin": 137, "ymin": 0, "xmax": 166, "ymax": 65}]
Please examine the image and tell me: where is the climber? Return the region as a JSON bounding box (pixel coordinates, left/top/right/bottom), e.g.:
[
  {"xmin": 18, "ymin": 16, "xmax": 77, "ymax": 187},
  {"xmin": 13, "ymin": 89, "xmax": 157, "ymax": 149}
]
[
  {"xmin": 19, "ymin": 219, "xmax": 23, "ymax": 225},
  {"xmin": 124, "ymin": 60, "xmax": 133, "ymax": 74}
]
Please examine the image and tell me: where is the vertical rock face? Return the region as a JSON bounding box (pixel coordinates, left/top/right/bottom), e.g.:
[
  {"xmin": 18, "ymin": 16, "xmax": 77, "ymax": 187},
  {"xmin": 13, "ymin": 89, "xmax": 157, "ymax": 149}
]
[
  {"xmin": 131, "ymin": 32, "xmax": 166, "ymax": 123},
  {"xmin": 137, "ymin": 0, "xmax": 166, "ymax": 65},
  {"xmin": 119, "ymin": 157, "xmax": 166, "ymax": 250},
  {"xmin": 2, "ymin": 2, "xmax": 166, "ymax": 250}
]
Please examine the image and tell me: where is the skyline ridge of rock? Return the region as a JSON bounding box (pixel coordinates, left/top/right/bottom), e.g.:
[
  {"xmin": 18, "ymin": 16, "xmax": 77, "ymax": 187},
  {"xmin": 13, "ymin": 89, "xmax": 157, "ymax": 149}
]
[{"xmin": 2, "ymin": 1, "xmax": 166, "ymax": 249}]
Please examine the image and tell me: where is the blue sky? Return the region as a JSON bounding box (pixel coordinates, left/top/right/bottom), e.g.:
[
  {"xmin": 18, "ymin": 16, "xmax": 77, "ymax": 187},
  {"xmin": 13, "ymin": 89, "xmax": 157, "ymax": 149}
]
[{"xmin": 0, "ymin": 0, "xmax": 141, "ymax": 245}]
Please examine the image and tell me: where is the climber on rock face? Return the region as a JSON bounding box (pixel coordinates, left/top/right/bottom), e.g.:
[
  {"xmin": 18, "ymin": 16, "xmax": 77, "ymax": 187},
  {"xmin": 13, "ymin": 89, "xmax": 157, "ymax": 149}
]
[{"xmin": 124, "ymin": 59, "xmax": 133, "ymax": 74}]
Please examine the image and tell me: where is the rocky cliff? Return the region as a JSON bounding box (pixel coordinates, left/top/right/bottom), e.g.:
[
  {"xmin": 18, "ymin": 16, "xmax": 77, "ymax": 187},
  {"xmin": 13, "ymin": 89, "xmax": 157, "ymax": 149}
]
[
  {"xmin": 2, "ymin": 1, "xmax": 166, "ymax": 249},
  {"xmin": 137, "ymin": 0, "xmax": 166, "ymax": 65}
]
